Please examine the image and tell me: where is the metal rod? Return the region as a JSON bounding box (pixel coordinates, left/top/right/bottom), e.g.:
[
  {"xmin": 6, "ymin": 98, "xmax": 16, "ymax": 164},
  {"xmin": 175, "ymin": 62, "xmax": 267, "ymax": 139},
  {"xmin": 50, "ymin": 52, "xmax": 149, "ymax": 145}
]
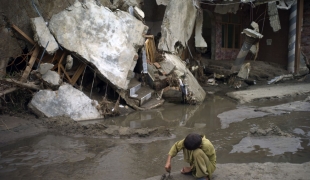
[{"xmin": 37, "ymin": 41, "xmax": 49, "ymax": 70}]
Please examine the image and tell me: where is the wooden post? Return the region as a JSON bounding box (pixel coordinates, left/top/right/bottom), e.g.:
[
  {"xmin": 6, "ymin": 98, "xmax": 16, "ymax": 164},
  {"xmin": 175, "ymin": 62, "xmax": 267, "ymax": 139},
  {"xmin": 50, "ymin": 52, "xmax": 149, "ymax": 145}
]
[
  {"xmin": 295, "ymin": 0, "xmax": 304, "ymax": 73},
  {"xmin": 20, "ymin": 45, "xmax": 40, "ymax": 83},
  {"xmin": 11, "ymin": 24, "xmax": 35, "ymax": 45}
]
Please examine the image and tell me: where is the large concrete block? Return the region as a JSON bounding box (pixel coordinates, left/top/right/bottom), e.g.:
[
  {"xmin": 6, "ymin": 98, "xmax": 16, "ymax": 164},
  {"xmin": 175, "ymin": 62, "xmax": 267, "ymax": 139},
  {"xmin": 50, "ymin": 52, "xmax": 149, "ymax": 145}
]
[
  {"xmin": 29, "ymin": 84, "xmax": 102, "ymax": 121},
  {"xmin": 49, "ymin": 0, "xmax": 148, "ymax": 90},
  {"xmin": 164, "ymin": 53, "xmax": 206, "ymax": 103},
  {"xmin": 30, "ymin": 17, "xmax": 59, "ymax": 55}
]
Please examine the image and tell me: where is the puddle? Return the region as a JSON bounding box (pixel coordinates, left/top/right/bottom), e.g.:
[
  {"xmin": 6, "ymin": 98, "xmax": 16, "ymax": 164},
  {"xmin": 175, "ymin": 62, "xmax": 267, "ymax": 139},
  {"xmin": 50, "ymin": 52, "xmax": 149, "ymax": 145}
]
[{"xmin": 230, "ymin": 136, "xmax": 303, "ymax": 156}]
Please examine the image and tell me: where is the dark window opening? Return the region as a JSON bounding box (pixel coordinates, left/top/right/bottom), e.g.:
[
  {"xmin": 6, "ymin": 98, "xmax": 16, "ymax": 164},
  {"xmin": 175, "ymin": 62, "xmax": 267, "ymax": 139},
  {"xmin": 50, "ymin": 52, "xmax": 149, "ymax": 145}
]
[{"xmin": 221, "ymin": 14, "xmax": 241, "ymax": 49}]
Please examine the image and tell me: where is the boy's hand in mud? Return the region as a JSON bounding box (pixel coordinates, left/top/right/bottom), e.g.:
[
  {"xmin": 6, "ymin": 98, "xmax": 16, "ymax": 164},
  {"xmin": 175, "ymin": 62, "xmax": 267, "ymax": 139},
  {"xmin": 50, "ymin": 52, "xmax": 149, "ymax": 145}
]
[{"xmin": 165, "ymin": 162, "xmax": 171, "ymax": 172}]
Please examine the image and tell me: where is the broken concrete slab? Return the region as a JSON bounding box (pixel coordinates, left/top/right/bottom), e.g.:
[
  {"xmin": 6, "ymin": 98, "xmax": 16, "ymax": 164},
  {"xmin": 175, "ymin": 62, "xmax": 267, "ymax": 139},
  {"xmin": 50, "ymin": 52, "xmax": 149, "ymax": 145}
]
[
  {"xmin": 30, "ymin": 17, "xmax": 58, "ymax": 55},
  {"xmin": 158, "ymin": 0, "xmax": 197, "ymax": 52},
  {"xmin": 29, "ymin": 84, "xmax": 102, "ymax": 121},
  {"xmin": 268, "ymin": 1, "xmax": 281, "ymax": 32},
  {"xmin": 49, "ymin": 0, "xmax": 148, "ymax": 90},
  {"xmin": 159, "ymin": 60, "xmax": 175, "ymax": 75},
  {"xmin": 237, "ymin": 63, "xmax": 251, "ymax": 79},
  {"xmin": 42, "ymin": 70, "xmax": 61, "ymax": 86},
  {"xmin": 195, "ymin": 12, "xmax": 208, "ymax": 50},
  {"xmin": 164, "ymin": 53, "xmax": 206, "ymax": 103},
  {"xmin": 227, "ymin": 83, "xmax": 310, "ymax": 104}
]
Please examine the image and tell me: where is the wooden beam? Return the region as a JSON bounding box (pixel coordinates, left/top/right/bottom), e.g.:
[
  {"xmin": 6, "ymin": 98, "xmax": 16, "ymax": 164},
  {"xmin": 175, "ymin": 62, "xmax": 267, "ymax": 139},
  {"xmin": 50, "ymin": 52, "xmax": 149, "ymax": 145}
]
[
  {"xmin": 0, "ymin": 87, "xmax": 18, "ymax": 97},
  {"xmin": 11, "ymin": 24, "xmax": 35, "ymax": 45},
  {"xmin": 60, "ymin": 64, "xmax": 72, "ymax": 83},
  {"xmin": 57, "ymin": 52, "xmax": 67, "ymax": 74},
  {"xmin": 0, "ymin": 78, "xmax": 41, "ymax": 90},
  {"xmin": 295, "ymin": 0, "xmax": 304, "ymax": 73},
  {"xmin": 70, "ymin": 63, "xmax": 87, "ymax": 85},
  {"xmin": 20, "ymin": 45, "xmax": 40, "ymax": 83}
]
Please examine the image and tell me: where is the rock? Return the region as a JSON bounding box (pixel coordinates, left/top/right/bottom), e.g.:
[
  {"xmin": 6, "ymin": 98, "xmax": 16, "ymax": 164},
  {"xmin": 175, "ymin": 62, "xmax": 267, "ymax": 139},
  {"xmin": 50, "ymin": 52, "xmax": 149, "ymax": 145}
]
[
  {"xmin": 28, "ymin": 84, "xmax": 102, "ymax": 121},
  {"xmin": 304, "ymin": 74, "xmax": 310, "ymax": 83},
  {"xmin": 38, "ymin": 63, "xmax": 54, "ymax": 75},
  {"xmin": 42, "ymin": 70, "xmax": 61, "ymax": 86},
  {"xmin": 237, "ymin": 62, "xmax": 251, "ymax": 79},
  {"xmin": 164, "ymin": 53, "xmax": 206, "ymax": 103},
  {"xmin": 158, "ymin": 0, "xmax": 197, "ymax": 52},
  {"xmin": 65, "ymin": 55, "xmax": 73, "ymax": 70},
  {"xmin": 49, "ymin": 1, "xmax": 148, "ymax": 90},
  {"xmin": 162, "ymin": 87, "xmax": 182, "ymax": 102},
  {"xmin": 30, "ymin": 17, "xmax": 59, "ymax": 55}
]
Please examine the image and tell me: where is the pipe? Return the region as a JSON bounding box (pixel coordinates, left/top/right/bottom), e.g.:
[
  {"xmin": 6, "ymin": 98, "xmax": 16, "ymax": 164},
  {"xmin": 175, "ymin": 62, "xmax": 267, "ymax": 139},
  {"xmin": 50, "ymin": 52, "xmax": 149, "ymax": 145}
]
[
  {"xmin": 231, "ymin": 29, "xmax": 260, "ymax": 73},
  {"xmin": 287, "ymin": 1, "xmax": 297, "ymax": 73}
]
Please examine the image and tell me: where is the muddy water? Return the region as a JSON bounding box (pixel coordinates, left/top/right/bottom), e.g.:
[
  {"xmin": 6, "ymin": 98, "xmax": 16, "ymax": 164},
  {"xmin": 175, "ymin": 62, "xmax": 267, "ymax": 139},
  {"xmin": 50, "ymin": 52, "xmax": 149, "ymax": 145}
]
[{"xmin": 1, "ymin": 95, "xmax": 310, "ymax": 179}]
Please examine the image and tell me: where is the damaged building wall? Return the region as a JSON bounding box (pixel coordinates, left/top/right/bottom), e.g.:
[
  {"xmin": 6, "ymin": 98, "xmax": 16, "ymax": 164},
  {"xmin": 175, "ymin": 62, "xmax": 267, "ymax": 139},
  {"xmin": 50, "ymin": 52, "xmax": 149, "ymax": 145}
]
[
  {"xmin": 214, "ymin": 12, "xmax": 246, "ymax": 60},
  {"xmin": 158, "ymin": 0, "xmax": 197, "ymax": 52},
  {"xmin": 301, "ymin": 0, "xmax": 310, "ymax": 62},
  {"xmin": 255, "ymin": 4, "xmax": 290, "ymax": 67}
]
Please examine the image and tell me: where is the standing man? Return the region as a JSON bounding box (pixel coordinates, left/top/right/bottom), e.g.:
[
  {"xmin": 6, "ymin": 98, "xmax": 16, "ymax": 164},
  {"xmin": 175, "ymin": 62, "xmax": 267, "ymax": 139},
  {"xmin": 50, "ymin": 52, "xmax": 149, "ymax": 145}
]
[{"xmin": 164, "ymin": 133, "xmax": 216, "ymax": 180}]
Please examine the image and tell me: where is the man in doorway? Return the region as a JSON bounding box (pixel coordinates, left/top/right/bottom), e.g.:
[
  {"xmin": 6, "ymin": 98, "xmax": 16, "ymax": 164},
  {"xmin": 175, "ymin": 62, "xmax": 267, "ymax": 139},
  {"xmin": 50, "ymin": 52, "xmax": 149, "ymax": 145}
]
[{"xmin": 164, "ymin": 133, "xmax": 216, "ymax": 180}]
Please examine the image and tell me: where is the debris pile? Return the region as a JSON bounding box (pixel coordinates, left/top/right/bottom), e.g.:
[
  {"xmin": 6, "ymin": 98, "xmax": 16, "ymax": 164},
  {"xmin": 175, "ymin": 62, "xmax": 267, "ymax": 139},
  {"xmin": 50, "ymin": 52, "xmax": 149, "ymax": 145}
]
[{"xmin": 250, "ymin": 124, "xmax": 293, "ymax": 137}]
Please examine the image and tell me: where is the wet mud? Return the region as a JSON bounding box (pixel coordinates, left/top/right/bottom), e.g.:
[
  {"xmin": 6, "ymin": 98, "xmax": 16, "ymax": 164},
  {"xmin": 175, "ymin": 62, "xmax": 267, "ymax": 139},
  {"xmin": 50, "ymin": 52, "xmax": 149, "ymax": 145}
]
[{"xmin": 1, "ymin": 94, "xmax": 310, "ymax": 179}]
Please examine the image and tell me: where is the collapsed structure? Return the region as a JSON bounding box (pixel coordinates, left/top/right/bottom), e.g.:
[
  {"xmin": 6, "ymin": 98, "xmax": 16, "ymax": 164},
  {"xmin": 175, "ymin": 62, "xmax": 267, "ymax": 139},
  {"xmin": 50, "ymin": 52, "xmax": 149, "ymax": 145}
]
[{"xmin": 0, "ymin": 0, "xmax": 309, "ymax": 120}]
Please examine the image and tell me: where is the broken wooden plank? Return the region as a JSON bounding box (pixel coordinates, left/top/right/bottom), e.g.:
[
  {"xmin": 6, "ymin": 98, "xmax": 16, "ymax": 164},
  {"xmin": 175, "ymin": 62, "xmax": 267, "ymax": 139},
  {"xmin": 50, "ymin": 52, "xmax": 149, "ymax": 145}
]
[
  {"xmin": 0, "ymin": 87, "xmax": 18, "ymax": 97},
  {"xmin": 0, "ymin": 78, "xmax": 41, "ymax": 90},
  {"xmin": 145, "ymin": 36, "xmax": 156, "ymax": 63},
  {"xmin": 153, "ymin": 62, "xmax": 161, "ymax": 69},
  {"xmin": 57, "ymin": 52, "xmax": 67, "ymax": 74},
  {"xmin": 11, "ymin": 24, "xmax": 35, "ymax": 45},
  {"xmin": 70, "ymin": 63, "xmax": 87, "ymax": 85},
  {"xmin": 59, "ymin": 64, "xmax": 72, "ymax": 83},
  {"xmin": 20, "ymin": 45, "xmax": 40, "ymax": 83}
]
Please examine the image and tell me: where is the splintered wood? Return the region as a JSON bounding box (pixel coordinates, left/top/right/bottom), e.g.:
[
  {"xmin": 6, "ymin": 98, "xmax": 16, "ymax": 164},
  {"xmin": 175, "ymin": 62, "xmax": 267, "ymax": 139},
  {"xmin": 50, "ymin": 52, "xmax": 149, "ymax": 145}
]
[
  {"xmin": 20, "ymin": 45, "xmax": 40, "ymax": 83},
  {"xmin": 144, "ymin": 35, "xmax": 156, "ymax": 63}
]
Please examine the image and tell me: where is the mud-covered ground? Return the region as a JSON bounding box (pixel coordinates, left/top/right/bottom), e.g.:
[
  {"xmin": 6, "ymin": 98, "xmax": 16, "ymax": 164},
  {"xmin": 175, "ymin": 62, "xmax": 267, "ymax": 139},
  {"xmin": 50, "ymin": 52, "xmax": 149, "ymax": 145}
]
[
  {"xmin": 1, "ymin": 88, "xmax": 310, "ymax": 180},
  {"xmin": 1, "ymin": 61, "xmax": 310, "ymax": 180}
]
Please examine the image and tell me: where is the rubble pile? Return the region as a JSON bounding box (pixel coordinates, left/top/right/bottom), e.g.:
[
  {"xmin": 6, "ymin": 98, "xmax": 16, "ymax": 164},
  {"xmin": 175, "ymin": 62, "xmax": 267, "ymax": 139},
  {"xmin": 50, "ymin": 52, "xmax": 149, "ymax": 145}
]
[{"xmin": 250, "ymin": 124, "xmax": 293, "ymax": 137}]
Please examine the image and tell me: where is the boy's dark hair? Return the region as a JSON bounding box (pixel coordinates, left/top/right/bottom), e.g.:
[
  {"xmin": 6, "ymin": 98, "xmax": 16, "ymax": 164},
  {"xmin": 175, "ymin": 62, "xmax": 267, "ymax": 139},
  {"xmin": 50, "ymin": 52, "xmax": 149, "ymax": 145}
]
[{"xmin": 184, "ymin": 133, "xmax": 202, "ymax": 150}]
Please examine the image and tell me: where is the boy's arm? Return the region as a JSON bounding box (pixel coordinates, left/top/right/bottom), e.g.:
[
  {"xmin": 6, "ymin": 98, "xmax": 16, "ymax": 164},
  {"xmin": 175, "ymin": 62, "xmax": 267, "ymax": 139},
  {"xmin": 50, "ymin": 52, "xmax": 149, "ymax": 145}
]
[{"xmin": 165, "ymin": 155, "xmax": 172, "ymax": 172}]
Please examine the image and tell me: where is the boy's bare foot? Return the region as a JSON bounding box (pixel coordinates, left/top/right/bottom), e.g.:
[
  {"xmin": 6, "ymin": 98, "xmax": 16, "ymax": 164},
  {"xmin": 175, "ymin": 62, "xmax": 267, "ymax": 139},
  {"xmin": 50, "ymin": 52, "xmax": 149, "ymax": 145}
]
[{"xmin": 180, "ymin": 167, "xmax": 191, "ymax": 174}]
